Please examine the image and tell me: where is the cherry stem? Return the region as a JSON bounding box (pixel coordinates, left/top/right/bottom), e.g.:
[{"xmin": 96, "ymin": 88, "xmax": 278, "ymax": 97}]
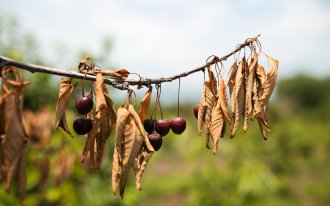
[
  {"xmin": 82, "ymin": 72, "xmax": 87, "ymax": 97},
  {"xmin": 157, "ymin": 85, "xmax": 163, "ymax": 119},
  {"xmin": 151, "ymin": 84, "xmax": 160, "ymax": 119},
  {"xmin": 177, "ymin": 78, "xmax": 181, "ymax": 117}
]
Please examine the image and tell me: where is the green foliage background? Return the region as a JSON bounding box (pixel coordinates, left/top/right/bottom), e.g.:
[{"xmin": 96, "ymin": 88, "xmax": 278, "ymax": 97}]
[{"xmin": 1, "ymin": 13, "xmax": 329, "ymax": 206}]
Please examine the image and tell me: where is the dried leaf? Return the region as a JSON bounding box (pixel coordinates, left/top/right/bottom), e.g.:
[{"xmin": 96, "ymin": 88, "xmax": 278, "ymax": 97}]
[
  {"xmin": 207, "ymin": 66, "xmax": 218, "ymax": 96},
  {"xmin": 102, "ymin": 83, "xmax": 117, "ymax": 125},
  {"xmin": 1, "ymin": 94, "xmax": 28, "ymax": 193},
  {"xmin": 118, "ymin": 118, "xmax": 137, "ymax": 198},
  {"xmin": 256, "ymin": 65, "xmax": 266, "ymax": 85},
  {"xmin": 253, "ymin": 56, "xmax": 279, "ymax": 119},
  {"xmin": 257, "ymin": 118, "xmax": 267, "ymax": 140},
  {"xmin": 227, "ymin": 61, "xmax": 239, "ymax": 95},
  {"xmin": 78, "ymin": 56, "xmax": 90, "ymax": 70},
  {"xmin": 17, "ymin": 143, "xmax": 28, "ymax": 203},
  {"xmin": 128, "ymin": 105, "xmax": 154, "ymax": 152},
  {"xmin": 264, "ymin": 104, "xmax": 270, "ymax": 124},
  {"xmin": 115, "ymin": 104, "xmax": 154, "ymax": 198},
  {"xmin": 218, "ymin": 78, "xmax": 231, "ymax": 124},
  {"xmin": 55, "ymin": 77, "xmax": 77, "ymax": 137},
  {"xmin": 243, "ymin": 53, "xmax": 258, "ymax": 132},
  {"xmin": 202, "ymin": 82, "xmax": 216, "ymax": 148},
  {"xmin": 132, "ymin": 142, "xmax": 154, "ymax": 191},
  {"xmin": 54, "ymin": 150, "xmax": 76, "ymax": 185},
  {"xmin": 230, "ymin": 58, "xmax": 246, "ymax": 138},
  {"xmin": 210, "ymin": 104, "xmax": 224, "ymax": 155},
  {"xmin": 37, "ymin": 157, "xmax": 50, "ymax": 193},
  {"xmin": 138, "ymin": 87, "xmax": 152, "ymax": 122},
  {"xmin": 82, "ymin": 74, "xmax": 112, "ymax": 169},
  {"xmin": 229, "ymin": 61, "xmax": 242, "ymax": 114},
  {"xmin": 112, "ymin": 106, "xmax": 130, "ymax": 194},
  {"xmin": 0, "ymin": 95, "xmax": 5, "ymax": 136},
  {"xmin": 116, "ymin": 69, "xmax": 130, "ymax": 79},
  {"xmin": 221, "ymin": 121, "xmax": 226, "ymax": 138},
  {"xmin": 197, "ymin": 85, "xmax": 207, "ymax": 134},
  {"xmin": 23, "ymin": 107, "xmax": 54, "ymax": 148}
]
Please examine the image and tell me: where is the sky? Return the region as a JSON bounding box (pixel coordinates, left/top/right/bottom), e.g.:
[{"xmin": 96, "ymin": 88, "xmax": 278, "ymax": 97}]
[{"xmin": 1, "ymin": 0, "xmax": 330, "ymax": 102}]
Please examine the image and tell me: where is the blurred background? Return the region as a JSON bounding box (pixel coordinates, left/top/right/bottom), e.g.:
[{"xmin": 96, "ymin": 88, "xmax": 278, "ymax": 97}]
[{"xmin": 0, "ymin": 0, "xmax": 330, "ymax": 205}]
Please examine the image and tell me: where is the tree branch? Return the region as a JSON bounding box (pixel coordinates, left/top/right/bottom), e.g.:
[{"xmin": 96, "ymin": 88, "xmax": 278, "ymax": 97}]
[{"xmin": 0, "ymin": 35, "xmax": 260, "ymax": 90}]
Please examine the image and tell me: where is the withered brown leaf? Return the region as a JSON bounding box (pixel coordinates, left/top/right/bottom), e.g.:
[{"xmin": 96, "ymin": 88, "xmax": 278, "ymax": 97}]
[
  {"xmin": 243, "ymin": 53, "xmax": 258, "ymax": 132},
  {"xmin": 230, "ymin": 58, "xmax": 246, "ymax": 138},
  {"xmin": 17, "ymin": 142, "xmax": 28, "ymax": 203},
  {"xmin": 102, "ymin": 83, "xmax": 117, "ymax": 125},
  {"xmin": 197, "ymin": 85, "xmax": 207, "ymax": 135},
  {"xmin": 112, "ymin": 106, "xmax": 130, "ymax": 194},
  {"xmin": 82, "ymin": 74, "xmax": 113, "ymax": 169},
  {"xmin": 207, "ymin": 66, "xmax": 218, "ymax": 96},
  {"xmin": 23, "ymin": 107, "xmax": 54, "ymax": 148},
  {"xmin": 138, "ymin": 87, "xmax": 152, "ymax": 122},
  {"xmin": 210, "ymin": 104, "xmax": 224, "ymax": 155},
  {"xmin": 118, "ymin": 118, "xmax": 137, "ymax": 198},
  {"xmin": 253, "ymin": 55, "xmax": 279, "ymax": 120},
  {"xmin": 55, "ymin": 77, "xmax": 77, "ymax": 137},
  {"xmin": 129, "ymin": 105, "xmax": 154, "ymax": 152},
  {"xmin": 202, "ymin": 82, "xmax": 216, "ymax": 149},
  {"xmin": 218, "ymin": 78, "xmax": 231, "ymax": 124},
  {"xmin": 257, "ymin": 118, "xmax": 267, "ymax": 140},
  {"xmin": 1, "ymin": 94, "xmax": 28, "ymax": 193},
  {"xmin": 256, "ymin": 65, "xmax": 267, "ymax": 85},
  {"xmin": 54, "ymin": 150, "xmax": 76, "ymax": 185},
  {"xmin": 227, "ymin": 61, "xmax": 239, "ymax": 96},
  {"xmin": 116, "ymin": 69, "xmax": 130, "ymax": 79},
  {"xmin": 0, "ymin": 95, "xmax": 5, "ymax": 136},
  {"xmin": 132, "ymin": 141, "xmax": 154, "ymax": 191}
]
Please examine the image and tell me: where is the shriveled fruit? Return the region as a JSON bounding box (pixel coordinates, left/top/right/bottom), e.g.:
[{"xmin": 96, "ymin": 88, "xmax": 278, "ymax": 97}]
[
  {"xmin": 73, "ymin": 118, "xmax": 93, "ymax": 135},
  {"xmin": 147, "ymin": 133, "xmax": 162, "ymax": 151},
  {"xmin": 75, "ymin": 96, "xmax": 93, "ymax": 115},
  {"xmin": 143, "ymin": 118, "xmax": 155, "ymax": 133},
  {"xmin": 170, "ymin": 117, "xmax": 186, "ymax": 135},
  {"xmin": 193, "ymin": 104, "xmax": 199, "ymax": 119},
  {"xmin": 155, "ymin": 119, "xmax": 171, "ymax": 136}
]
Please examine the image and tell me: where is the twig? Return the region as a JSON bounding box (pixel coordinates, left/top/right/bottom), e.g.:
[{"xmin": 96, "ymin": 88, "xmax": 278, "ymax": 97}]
[{"xmin": 0, "ymin": 35, "xmax": 260, "ymax": 89}]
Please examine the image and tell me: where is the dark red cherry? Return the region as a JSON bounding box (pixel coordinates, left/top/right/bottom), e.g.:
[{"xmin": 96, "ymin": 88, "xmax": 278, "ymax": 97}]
[
  {"xmin": 143, "ymin": 118, "xmax": 155, "ymax": 133},
  {"xmin": 75, "ymin": 96, "xmax": 93, "ymax": 115},
  {"xmin": 155, "ymin": 119, "xmax": 171, "ymax": 136},
  {"xmin": 170, "ymin": 117, "xmax": 186, "ymax": 135},
  {"xmin": 194, "ymin": 104, "xmax": 199, "ymax": 119},
  {"xmin": 73, "ymin": 118, "xmax": 93, "ymax": 135},
  {"xmin": 147, "ymin": 133, "xmax": 162, "ymax": 151}
]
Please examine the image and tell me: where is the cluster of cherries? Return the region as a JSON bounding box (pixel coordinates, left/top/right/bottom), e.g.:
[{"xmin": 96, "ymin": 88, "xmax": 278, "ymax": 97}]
[
  {"xmin": 73, "ymin": 95, "xmax": 94, "ymax": 135},
  {"xmin": 144, "ymin": 117, "xmax": 186, "ymax": 151}
]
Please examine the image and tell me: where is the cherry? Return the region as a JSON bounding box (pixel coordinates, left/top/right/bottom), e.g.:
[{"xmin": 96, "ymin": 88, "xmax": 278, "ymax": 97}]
[
  {"xmin": 73, "ymin": 118, "xmax": 93, "ymax": 135},
  {"xmin": 193, "ymin": 104, "xmax": 199, "ymax": 119},
  {"xmin": 143, "ymin": 118, "xmax": 155, "ymax": 133},
  {"xmin": 75, "ymin": 96, "xmax": 93, "ymax": 115},
  {"xmin": 170, "ymin": 117, "xmax": 186, "ymax": 135},
  {"xmin": 147, "ymin": 133, "xmax": 162, "ymax": 151},
  {"xmin": 155, "ymin": 119, "xmax": 171, "ymax": 136}
]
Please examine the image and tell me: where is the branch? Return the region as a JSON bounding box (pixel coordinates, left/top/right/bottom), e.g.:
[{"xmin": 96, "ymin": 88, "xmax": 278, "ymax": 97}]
[{"xmin": 0, "ymin": 35, "xmax": 260, "ymax": 90}]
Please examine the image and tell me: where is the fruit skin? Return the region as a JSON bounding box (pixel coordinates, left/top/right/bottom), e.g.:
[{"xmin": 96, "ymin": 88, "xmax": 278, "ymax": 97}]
[
  {"xmin": 143, "ymin": 118, "xmax": 155, "ymax": 133},
  {"xmin": 73, "ymin": 118, "xmax": 93, "ymax": 135},
  {"xmin": 147, "ymin": 133, "xmax": 162, "ymax": 151},
  {"xmin": 194, "ymin": 104, "xmax": 199, "ymax": 119},
  {"xmin": 155, "ymin": 119, "xmax": 171, "ymax": 136},
  {"xmin": 75, "ymin": 96, "xmax": 94, "ymax": 115},
  {"xmin": 170, "ymin": 117, "xmax": 186, "ymax": 135}
]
